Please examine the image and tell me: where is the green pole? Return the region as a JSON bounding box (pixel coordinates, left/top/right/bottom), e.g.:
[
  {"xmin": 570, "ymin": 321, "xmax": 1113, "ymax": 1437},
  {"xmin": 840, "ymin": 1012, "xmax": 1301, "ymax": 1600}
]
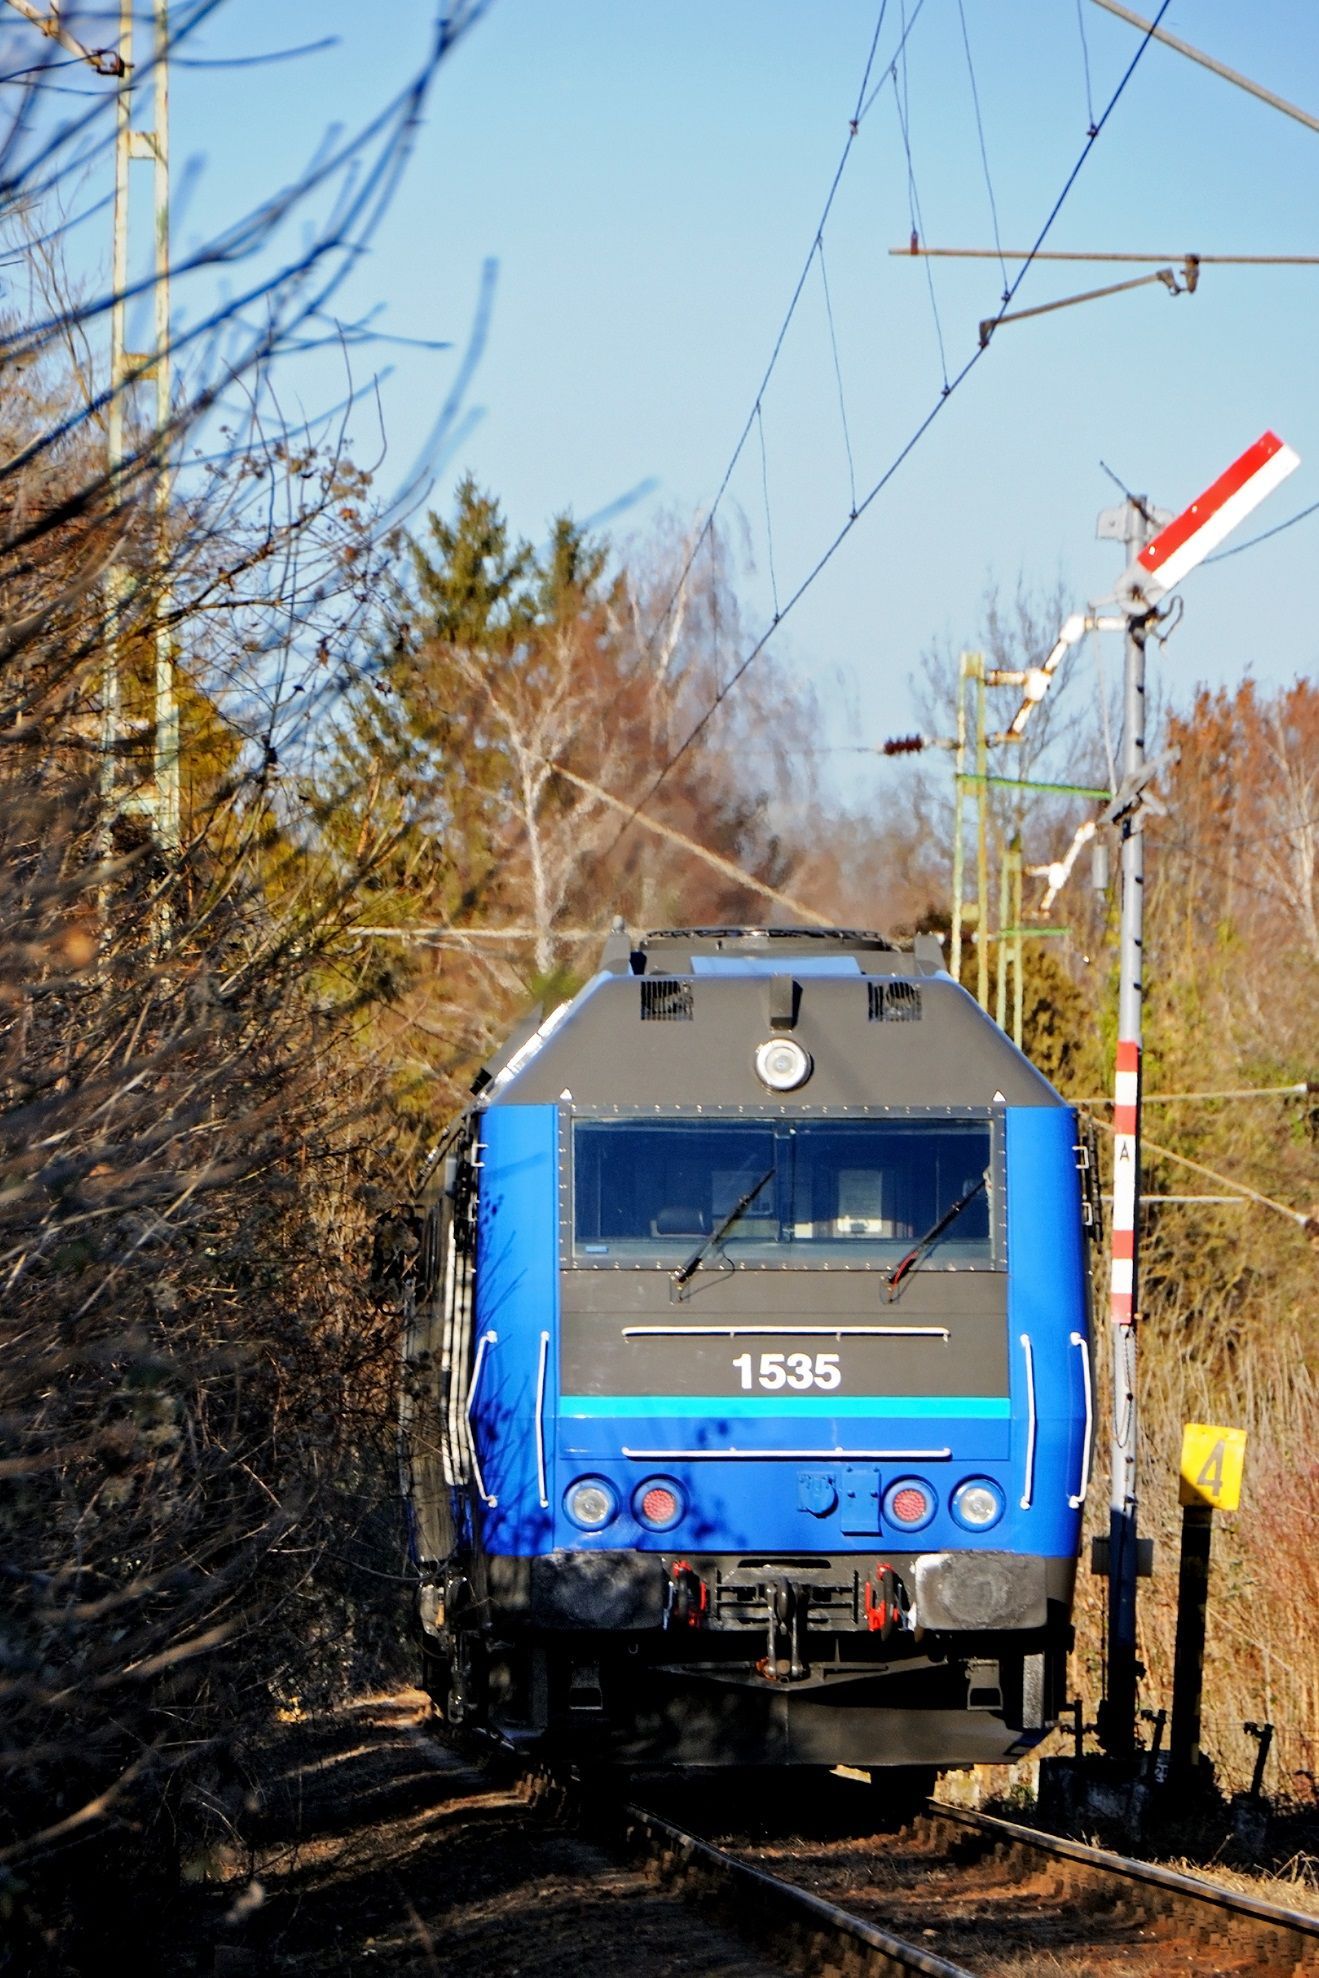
[{"xmin": 996, "ymin": 827, "xmax": 1010, "ymax": 1031}]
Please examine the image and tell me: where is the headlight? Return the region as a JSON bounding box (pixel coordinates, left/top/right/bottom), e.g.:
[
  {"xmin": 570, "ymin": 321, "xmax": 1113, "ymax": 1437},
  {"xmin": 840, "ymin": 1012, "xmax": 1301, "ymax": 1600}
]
[
  {"xmin": 564, "ymin": 1477, "xmax": 617, "ymax": 1530},
  {"xmin": 754, "ymin": 1037, "xmax": 812, "ymax": 1091},
  {"xmin": 883, "ymin": 1477, "xmax": 936, "ymax": 1531},
  {"xmin": 951, "ymin": 1478, "xmax": 1005, "ymax": 1531},
  {"xmin": 634, "ymin": 1477, "xmax": 684, "ymax": 1530}
]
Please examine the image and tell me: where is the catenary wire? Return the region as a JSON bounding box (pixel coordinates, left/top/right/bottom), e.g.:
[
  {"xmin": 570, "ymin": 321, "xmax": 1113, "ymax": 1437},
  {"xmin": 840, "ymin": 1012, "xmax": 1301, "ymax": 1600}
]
[
  {"xmin": 856, "ymin": 0, "xmax": 929, "ymax": 125},
  {"xmin": 1154, "ymin": 817, "xmax": 1319, "ymax": 914},
  {"xmin": 1075, "ymin": 0, "xmax": 1098, "ymax": 132},
  {"xmin": 637, "ymin": 1, "xmax": 938, "ymax": 672},
  {"xmin": 1204, "ymin": 496, "xmax": 1319, "ymax": 563},
  {"xmin": 1082, "ymin": 1110, "xmax": 1314, "ymax": 1231},
  {"xmin": 895, "ymin": 9, "xmax": 949, "ymax": 388},
  {"xmin": 817, "ymin": 239, "xmax": 859, "ymax": 516},
  {"xmin": 755, "ymin": 400, "xmax": 779, "ymax": 621},
  {"xmin": 586, "ymin": 0, "xmax": 1177, "ymax": 876},
  {"xmin": 955, "ymin": 0, "xmax": 1008, "ymax": 296},
  {"xmin": 1080, "ymin": 1084, "xmax": 1313, "ymax": 1104},
  {"xmin": 636, "ymin": 1, "xmax": 902, "ymax": 674},
  {"xmin": 851, "ymin": 0, "xmax": 891, "ymax": 124}
]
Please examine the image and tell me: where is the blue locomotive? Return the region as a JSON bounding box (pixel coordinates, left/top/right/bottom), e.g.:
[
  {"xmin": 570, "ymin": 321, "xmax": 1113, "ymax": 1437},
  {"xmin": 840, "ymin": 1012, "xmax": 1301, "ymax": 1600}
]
[{"xmin": 400, "ymin": 926, "xmax": 1094, "ymax": 1769}]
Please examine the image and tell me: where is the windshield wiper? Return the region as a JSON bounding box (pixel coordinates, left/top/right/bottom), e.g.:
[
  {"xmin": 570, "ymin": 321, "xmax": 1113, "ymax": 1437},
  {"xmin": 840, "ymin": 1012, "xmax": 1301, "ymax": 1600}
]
[
  {"xmin": 671, "ymin": 1164, "xmax": 776, "ymax": 1290},
  {"xmin": 885, "ymin": 1172, "xmax": 987, "ymax": 1299}
]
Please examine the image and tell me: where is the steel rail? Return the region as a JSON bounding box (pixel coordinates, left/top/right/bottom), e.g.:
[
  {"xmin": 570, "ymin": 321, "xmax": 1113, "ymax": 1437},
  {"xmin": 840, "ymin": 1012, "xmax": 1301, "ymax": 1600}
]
[
  {"xmin": 928, "ymin": 1801, "xmax": 1319, "ymax": 1956},
  {"xmin": 625, "ymin": 1800, "xmax": 976, "ymax": 1978},
  {"xmin": 492, "ymin": 1747, "xmax": 1319, "ymax": 1973}
]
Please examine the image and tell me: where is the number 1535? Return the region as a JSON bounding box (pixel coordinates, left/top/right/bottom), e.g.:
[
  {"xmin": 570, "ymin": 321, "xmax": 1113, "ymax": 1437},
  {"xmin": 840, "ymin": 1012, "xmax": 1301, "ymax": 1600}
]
[{"xmin": 732, "ymin": 1351, "xmax": 841, "ymax": 1391}]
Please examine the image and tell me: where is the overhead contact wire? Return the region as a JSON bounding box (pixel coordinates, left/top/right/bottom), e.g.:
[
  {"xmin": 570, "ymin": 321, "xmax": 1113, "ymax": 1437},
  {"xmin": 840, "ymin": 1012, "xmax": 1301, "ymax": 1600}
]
[
  {"xmin": 755, "ymin": 401, "xmax": 780, "ymax": 621},
  {"xmin": 639, "ymin": 1, "xmax": 894, "ymax": 668},
  {"xmin": 1204, "ymin": 496, "xmax": 1319, "ymax": 562},
  {"xmin": 955, "ymin": 0, "xmax": 1008, "ymax": 297},
  {"xmin": 591, "ymin": 0, "xmax": 1175, "ymax": 861},
  {"xmin": 895, "ymin": 11, "xmax": 949, "ymax": 389},
  {"xmin": 1083, "ymin": 1109, "xmax": 1315, "ymax": 1231},
  {"xmin": 855, "ymin": 0, "xmax": 929, "ymax": 125},
  {"xmin": 1075, "ymin": 0, "xmax": 1098, "ymax": 132},
  {"xmin": 851, "ymin": 0, "xmax": 890, "ymax": 125},
  {"xmin": 818, "ymin": 241, "xmax": 858, "ymax": 516}
]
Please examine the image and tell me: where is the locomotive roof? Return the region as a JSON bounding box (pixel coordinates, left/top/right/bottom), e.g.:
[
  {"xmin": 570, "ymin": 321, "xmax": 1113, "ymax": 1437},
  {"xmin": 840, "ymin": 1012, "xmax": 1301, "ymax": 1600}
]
[
  {"xmin": 636, "ymin": 926, "xmax": 898, "ymax": 963},
  {"xmin": 477, "ymin": 923, "xmax": 1062, "ymax": 1110}
]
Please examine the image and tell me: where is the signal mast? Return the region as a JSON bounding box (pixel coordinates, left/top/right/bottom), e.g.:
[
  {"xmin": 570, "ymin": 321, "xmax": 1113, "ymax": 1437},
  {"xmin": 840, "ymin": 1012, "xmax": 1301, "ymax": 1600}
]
[{"xmin": 880, "ymin": 431, "xmax": 1300, "ymax": 1757}]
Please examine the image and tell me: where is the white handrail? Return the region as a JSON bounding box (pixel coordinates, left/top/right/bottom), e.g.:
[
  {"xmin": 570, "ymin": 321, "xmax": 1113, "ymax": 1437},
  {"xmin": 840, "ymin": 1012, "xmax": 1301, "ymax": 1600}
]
[
  {"xmin": 1069, "ymin": 1330, "xmax": 1093, "ymax": 1509},
  {"xmin": 466, "ymin": 1329, "xmax": 498, "ymax": 1507},
  {"xmin": 1019, "ymin": 1332, "xmax": 1037, "ymax": 1510},
  {"xmin": 534, "ymin": 1330, "xmax": 551, "ymax": 1509},
  {"xmin": 620, "ymin": 1324, "xmax": 949, "ymax": 1340},
  {"xmin": 621, "ymin": 1445, "xmax": 952, "ymax": 1461}
]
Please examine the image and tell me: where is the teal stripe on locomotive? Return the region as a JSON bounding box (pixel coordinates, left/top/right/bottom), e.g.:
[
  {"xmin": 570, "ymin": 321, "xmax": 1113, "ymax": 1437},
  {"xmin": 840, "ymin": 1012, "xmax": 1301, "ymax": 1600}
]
[{"xmin": 559, "ymin": 1394, "xmax": 1010, "ymax": 1418}]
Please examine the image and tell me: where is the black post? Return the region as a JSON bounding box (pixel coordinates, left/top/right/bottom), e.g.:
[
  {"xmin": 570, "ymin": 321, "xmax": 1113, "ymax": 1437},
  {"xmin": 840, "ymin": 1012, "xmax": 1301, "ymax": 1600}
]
[
  {"xmin": 1245, "ymin": 1721, "xmax": 1274, "ymax": 1800},
  {"xmin": 1169, "ymin": 1503, "xmax": 1214, "ymax": 1781}
]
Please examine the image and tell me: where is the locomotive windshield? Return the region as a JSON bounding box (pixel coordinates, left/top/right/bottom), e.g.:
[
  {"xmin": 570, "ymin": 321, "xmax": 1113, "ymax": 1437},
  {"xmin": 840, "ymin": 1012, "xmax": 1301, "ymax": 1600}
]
[{"xmin": 571, "ymin": 1117, "xmax": 996, "ymax": 1269}]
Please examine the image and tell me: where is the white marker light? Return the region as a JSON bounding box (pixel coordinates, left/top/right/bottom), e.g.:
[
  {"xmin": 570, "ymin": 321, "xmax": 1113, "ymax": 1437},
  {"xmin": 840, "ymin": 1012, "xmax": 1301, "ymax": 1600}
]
[
  {"xmin": 565, "ymin": 1478, "xmax": 616, "ymax": 1529},
  {"xmin": 952, "ymin": 1477, "xmax": 1005, "ymax": 1531},
  {"xmin": 754, "ymin": 1037, "xmax": 812, "ymax": 1091}
]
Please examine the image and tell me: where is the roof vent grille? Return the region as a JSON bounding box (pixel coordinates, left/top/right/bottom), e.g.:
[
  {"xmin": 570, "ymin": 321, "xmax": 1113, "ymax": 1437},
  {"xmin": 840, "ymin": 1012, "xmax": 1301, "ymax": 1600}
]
[
  {"xmin": 641, "ymin": 978, "xmax": 693, "ymax": 1021},
  {"xmin": 868, "ymin": 980, "xmax": 922, "ymax": 1023}
]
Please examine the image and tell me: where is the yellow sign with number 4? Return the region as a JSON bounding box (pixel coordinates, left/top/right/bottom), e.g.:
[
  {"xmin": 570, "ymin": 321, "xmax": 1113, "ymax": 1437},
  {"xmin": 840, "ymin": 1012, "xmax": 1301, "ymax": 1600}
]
[{"xmin": 1179, "ymin": 1423, "xmax": 1247, "ymax": 1511}]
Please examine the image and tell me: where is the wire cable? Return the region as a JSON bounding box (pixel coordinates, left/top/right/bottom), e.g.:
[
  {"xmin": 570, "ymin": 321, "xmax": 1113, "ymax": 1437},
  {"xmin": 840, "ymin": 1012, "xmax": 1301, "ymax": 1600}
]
[
  {"xmin": 1075, "ymin": 0, "xmax": 1098, "ymax": 133},
  {"xmin": 1153, "ymin": 829, "xmax": 1317, "ymax": 914},
  {"xmin": 1080, "ymin": 1084, "xmax": 1314, "ymax": 1105},
  {"xmin": 708, "ymin": 521, "xmax": 724, "ymax": 685},
  {"xmin": 587, "ymin": 1, "xmax": 1177, "ymax": 873},
  {"xmin": 851, "ymin": 0, "xmax": 891, "ymax": 126},
  {"xmin": 817, "ymin": 239, "xmax": 859, "ymax": 516},
  {"xmin": 640, "ymin": 1, "xmax": 921, "ymax": 667},
  {"xmin": 1082, "ymin": 1110, "xmax": 1315, "ymax": 1231},
  {"xmin": 895, "ymin": 9, "xmax": 949, "ymax": 388},
  {"xmin": 1204, "ymin": 496, "xmax": 1319, "ymax": 563},
  {"xmin": 755, "ymin": 400, "xmax": 780, "ymax": 621},
  {"xmin": 955, "ymin": 0, "xmax": 1008, "ymax": 297},
  {"xmin": 856, "ymin": 0, "xmax": 928, "ymax": 125}
]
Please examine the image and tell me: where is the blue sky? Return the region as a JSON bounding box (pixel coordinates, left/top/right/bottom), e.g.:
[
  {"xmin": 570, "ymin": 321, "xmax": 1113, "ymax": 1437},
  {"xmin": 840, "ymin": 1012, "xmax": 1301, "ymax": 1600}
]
[{"xmin": 31, "ymin": 1, "xmax": 1319, "ymax": 800}]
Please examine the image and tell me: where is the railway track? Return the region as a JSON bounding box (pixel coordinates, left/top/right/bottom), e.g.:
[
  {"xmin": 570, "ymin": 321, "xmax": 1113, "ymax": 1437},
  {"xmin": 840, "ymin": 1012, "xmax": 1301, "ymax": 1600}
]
[
  {"xmin": 622, "ymin": 1791, "xmax": 1319, "ymax": 1976},
  {"xmin": 624, "ymin": 1799, "xmax": 969, "ymax": 1977}
]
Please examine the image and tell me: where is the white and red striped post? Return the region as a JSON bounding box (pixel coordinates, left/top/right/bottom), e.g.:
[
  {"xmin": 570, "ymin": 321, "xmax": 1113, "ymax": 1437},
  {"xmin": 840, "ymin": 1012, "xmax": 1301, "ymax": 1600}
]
[
  {"xmin": 1099, "ymin": 432, "xmax": 1299, "ymax": 1757},
  {"xmin": 1102, "ymin": 591, "xmax": 1150, "ymax": 1759},
  {"xmin": 1109, "ymin": 1043, "xmax": 1140, "ymax": 1326}
]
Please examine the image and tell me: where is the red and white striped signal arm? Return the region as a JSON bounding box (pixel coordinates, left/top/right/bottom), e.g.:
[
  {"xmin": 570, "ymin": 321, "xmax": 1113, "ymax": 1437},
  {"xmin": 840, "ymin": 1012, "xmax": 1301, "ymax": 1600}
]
[{"xmin": 1119, "ymin": 430, "xmax": 1300, "ymax": 606}]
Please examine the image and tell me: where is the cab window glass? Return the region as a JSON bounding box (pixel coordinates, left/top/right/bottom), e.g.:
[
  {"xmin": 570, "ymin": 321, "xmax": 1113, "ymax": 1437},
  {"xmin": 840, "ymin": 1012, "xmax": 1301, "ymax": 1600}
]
[{"xmin": 571, "ymin": 1117, "xmax": 994, "ymax": 1267}]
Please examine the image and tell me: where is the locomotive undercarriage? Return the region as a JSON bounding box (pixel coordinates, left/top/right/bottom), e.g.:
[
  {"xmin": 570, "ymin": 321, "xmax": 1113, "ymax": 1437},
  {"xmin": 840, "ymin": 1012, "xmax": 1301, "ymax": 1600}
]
[{"xmin": 420, "ymin": 1548, "xmax": 1073, "ymax": 1768}]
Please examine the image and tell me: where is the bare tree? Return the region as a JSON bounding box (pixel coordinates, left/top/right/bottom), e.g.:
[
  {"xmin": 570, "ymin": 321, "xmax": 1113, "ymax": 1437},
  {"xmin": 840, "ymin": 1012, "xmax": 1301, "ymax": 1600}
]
[{"xmin": 0, "ymin": 12, "xmax": 490, "ymax": 1959}]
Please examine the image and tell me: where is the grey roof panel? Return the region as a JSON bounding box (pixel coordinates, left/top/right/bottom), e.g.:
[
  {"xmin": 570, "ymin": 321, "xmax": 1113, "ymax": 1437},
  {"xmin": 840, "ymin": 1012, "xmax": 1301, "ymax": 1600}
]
[{"xmin": 487, "ymin": 967, "xmax": 1062, "ymax": 1109}]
